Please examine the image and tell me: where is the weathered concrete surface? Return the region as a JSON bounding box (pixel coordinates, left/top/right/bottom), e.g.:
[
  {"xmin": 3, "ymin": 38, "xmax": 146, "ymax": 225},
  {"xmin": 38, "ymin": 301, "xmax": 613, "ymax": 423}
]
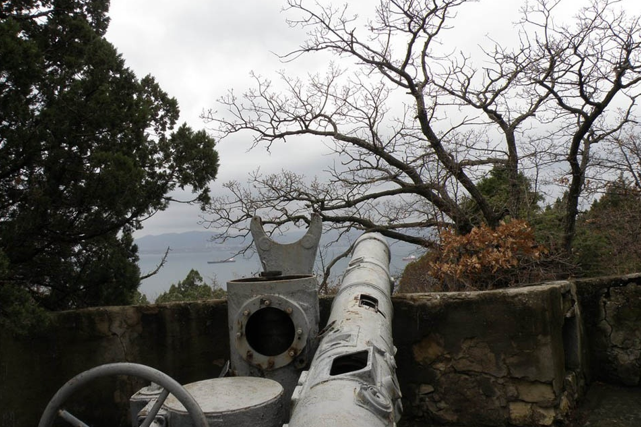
[
  {"xmin": 0, "ymin": 301, "xmax": 229, "ymax": 427},
  {"xmin": 575, "ymin": 274, "xmax": 641, "ymax": 386},
  {"xmin": 3, "ymin": 274, "xmax": 641, "ymax": 427},
  {"xmin": 393, "ymin": 282, "xmax": 586, "ymax": 426},
  {"xmin": 568, "ymin": 382, "xmax": 641, "ymax": 426},
  {"xmin": 399, "ymin": 383, "xmax": 641, "ymax": 427}
]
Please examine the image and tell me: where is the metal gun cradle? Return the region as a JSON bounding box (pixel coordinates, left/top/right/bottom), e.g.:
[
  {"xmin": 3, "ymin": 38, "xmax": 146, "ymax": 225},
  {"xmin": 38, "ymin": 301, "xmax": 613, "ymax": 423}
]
[{"xmin": 38, "ymin": 216, "xmax": 403, "ymax": 427}]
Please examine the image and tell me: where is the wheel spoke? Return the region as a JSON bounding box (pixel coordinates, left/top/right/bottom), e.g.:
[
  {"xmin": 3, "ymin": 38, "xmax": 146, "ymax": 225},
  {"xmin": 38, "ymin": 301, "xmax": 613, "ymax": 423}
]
[
  {"xmin": 58, "ymin": 409, "xmax": 90, "ymax": 427},
  {"xmin": 139, "ymin": 388, "xmax": 170, "ymax": 427},
  {"xmin": 39, "ymin": 363, "xmax": 208, "ymax": 427}
]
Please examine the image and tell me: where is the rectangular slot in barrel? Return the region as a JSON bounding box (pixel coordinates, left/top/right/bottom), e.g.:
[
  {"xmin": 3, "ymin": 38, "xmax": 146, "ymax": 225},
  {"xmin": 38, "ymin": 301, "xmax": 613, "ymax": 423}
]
[
  {"xmin": 358, "ymin": 294, "xmax": 378, "ymax": 310},
  {"xmin": 329, "ymin": 350, "xmax": 369, "ymax": 376}
]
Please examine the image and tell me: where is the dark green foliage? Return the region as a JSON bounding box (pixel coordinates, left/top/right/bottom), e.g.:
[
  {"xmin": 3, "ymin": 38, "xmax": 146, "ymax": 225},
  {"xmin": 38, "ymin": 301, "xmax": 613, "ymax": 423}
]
[
  {"xmin": 530, "ymin": 196, "xmax": 567, "ymax": 254},
  {"xmin": 573, "ymin": 180, "xmax": 641, "ymax": 277},
  {"xmin": 0, "ymin": 249, "xmax": 51, "ymax": 334},
  {"xmin": 0, "ymin": 1, "xmax": 219, "ymax": 326},
  {"xmin": 463, "ymin": 166, "xmax": 543, "ymax": 225},
  {"xmin": 0, "ymin": 280, "xmax": 51, "ymax": 334},
  {"xmin": 155, "ymin": 269, "xmax": 226, "ymax": 303},
  {"xmin": 130, "ymin": 289, "xmax": 149, "ymax": 305}
]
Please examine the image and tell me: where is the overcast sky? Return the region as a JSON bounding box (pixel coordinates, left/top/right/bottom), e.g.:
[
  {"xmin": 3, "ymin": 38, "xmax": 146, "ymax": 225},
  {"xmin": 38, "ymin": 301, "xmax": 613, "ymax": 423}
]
[
  {"xmin": 104, "ymin": 0, "xmax": 639, "ymax": 238},
  {"xmin": 106, "ymin": 0, "xmax": 338, "ymax": 237}
]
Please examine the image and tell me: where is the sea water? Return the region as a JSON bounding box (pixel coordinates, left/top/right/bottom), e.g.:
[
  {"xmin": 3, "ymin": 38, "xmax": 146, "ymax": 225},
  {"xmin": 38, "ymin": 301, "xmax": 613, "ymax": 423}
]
[
  {"xmin": 137, "ymin": 251, "xmax": 262, "ymax": 300},
  {"xmin": 137, "ymin": 246, "xmax": 418, "ymax": 301}
]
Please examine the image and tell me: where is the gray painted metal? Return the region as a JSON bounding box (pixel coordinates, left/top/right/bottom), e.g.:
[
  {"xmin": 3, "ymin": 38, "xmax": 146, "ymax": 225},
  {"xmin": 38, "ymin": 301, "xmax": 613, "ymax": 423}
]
[
  {"xmin": 130, "ymin": 383, "xmax": 164, "ymax": 426},
  {"xmin": 287, "ymin": 233, "xmax": 403, "ymax": 427},
  {"xmin": 158, "ymin": 377, "xmax": 284, "ymax": 427},
  {"xmin": 59, "ymin": 409, "xmax": 90, "ymax": 426},
  {"xmin": 38, "ymin": 363, "xmax": 207, "ymax": 427},
  {"xmin": 139, "ymin": 389, "xmax": 170, "ymax": 427},
  {"xmin": 250, "ymin": 213, "xmax": 322, "ymax": 275},
  {"xmin": 136, "ymin": 400, "xmax": 168, "ymax": 427},
  {"xmin": 227, "ymin": 274, "xmax": 320, "ymax": 410}
]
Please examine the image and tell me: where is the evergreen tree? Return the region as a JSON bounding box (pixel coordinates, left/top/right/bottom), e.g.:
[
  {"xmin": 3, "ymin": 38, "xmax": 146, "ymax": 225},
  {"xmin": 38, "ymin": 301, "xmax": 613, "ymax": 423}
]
[
  {"xmin": 462, "ymin": 166, "xmax": 543, "ymax": 226},
  {"xmin": 0, "ymin": 1, "xmax": 219, "ymax": 326},
  {"xmin": 155, "ymin": 270, "xmax": 226, "ymax": 303},
  {"xmin": 574, "ymin": 179, "xmax": 641, "ymax": 277}
]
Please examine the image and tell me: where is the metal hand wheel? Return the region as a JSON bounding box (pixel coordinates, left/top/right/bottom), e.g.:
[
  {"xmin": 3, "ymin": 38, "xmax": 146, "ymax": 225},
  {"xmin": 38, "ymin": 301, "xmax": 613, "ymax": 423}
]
[{"xmin": 38, "ymin": 363, "xmax": 208, "ymax": 427}]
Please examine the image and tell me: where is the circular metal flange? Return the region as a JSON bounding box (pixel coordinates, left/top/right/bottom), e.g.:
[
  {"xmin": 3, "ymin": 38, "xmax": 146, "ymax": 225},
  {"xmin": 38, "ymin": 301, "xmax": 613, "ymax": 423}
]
[{"xmin": 233, "ymin": 295, "xmax": 310, "ymax": 370}]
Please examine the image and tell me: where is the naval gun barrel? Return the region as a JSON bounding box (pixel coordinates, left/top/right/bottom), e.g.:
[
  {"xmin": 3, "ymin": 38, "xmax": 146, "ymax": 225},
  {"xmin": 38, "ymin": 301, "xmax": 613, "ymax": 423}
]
[{"xmin": 287, "ymin": 233, "xmax": 402, "ymax": 427}]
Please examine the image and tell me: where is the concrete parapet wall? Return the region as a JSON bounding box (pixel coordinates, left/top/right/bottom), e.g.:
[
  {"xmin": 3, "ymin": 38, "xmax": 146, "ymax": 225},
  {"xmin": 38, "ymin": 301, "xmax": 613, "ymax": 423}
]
[
  {"xmin": 575, "ymin": 274, "xmax": 641, "ymax": 386},
  {"xmin": 0, "ymin": 301, "xmax": 230, "ymax": 427},
  {"xmin": 2, "ymin": 274, "xmax": 641, "ymax": 427},
  {"xmin": 394, "ymin": 282, "xmax": 586, "ymax": 426}
]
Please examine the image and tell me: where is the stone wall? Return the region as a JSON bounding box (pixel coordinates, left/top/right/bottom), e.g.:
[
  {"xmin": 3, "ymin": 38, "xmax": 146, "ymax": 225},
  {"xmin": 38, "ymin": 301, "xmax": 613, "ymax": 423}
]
[
  {"xmin": 394, "ymin": 282, "xmax": 587, "ymax": 427},
  {"xmin": 2, "ymin": 274, "xmax": 641, "ymax": 427},
  {"xmin": 575, "ymin": 274, "xmax": 641, "ymax": 386}
]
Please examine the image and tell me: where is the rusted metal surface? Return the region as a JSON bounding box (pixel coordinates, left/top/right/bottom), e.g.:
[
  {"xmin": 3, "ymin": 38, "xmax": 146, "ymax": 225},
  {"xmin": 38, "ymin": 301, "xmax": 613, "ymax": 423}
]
[
  {"xmin": 227, "ymin": 274, "xmax": 320, "ymax": 411},
  {"xmin": 287, "ymin": 233, "xmax": 403, "ymax": 427},
  {"xmin": 232, "ymin": 292, "xmax": 312, "ymax": 370}
]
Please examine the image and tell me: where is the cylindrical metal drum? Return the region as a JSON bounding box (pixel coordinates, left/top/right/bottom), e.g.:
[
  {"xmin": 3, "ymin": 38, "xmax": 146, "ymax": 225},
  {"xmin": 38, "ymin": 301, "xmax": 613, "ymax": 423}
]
[{"xmin": 162, "ymin": 377, "xmax": 284, "ymax": 427}]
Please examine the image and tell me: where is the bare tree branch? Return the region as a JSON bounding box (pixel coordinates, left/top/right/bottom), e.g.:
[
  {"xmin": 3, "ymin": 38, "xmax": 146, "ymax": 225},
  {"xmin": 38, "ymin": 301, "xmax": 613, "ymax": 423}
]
[{"xmin": 202, "ymin": 0, "xmax": 641, "ymax": 261}]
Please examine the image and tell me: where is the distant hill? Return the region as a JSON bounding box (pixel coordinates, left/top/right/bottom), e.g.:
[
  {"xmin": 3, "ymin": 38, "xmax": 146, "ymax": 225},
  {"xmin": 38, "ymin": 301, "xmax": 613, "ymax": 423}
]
[
  {"xmin": 135, "ymin": 231, "xmax": 217, "ymax": 253},
  {"xmin": 135, "ymin": 227, "xmax": 423, "ymax": 255}
]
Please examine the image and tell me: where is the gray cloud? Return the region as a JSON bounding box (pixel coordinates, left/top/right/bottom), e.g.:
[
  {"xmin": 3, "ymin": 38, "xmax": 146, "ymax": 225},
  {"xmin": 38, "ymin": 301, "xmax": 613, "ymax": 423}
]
[{"xmin": 104, "ymin": 0, "xmax": 636, "ymax": 237}]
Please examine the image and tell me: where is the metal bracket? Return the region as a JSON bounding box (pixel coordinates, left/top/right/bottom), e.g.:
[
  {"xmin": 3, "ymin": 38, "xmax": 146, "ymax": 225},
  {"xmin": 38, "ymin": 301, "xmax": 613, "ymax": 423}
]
[{"xmin": 250, "ymin": 213, "xmax": 322, "ymax": 275}]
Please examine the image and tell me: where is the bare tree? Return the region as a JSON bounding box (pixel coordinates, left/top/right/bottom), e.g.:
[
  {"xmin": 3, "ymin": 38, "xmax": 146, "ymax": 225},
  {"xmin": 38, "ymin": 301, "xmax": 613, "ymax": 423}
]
[
  {"xmin": 203, "ymin": 0, "xmax": 641, "ymax": 259},
  {"xmin": 522, "ymin": 0, "xmax": 641, "ymax": 253},
  {"xmin": 609, "ymin": 126, "xmax": 641, "ymax": 187}
]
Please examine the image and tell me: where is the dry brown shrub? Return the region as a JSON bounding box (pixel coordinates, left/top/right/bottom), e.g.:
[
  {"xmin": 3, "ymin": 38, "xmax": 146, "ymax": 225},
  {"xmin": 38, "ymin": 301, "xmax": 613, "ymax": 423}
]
[{"xmin": 400, "ymin": 220, "xmax": 549, "ymax": 292}]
